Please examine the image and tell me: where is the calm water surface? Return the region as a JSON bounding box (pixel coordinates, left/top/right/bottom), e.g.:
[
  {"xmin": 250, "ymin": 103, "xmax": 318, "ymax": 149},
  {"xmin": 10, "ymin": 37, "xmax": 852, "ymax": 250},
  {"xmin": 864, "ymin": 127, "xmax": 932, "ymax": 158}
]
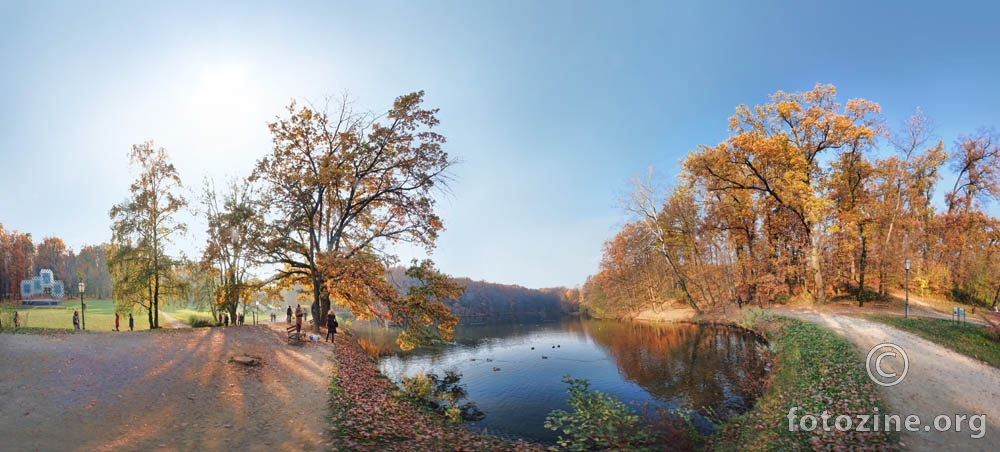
[{"xmin": 353, "ymin": 319, "xmax": 767, "ymax": 444}]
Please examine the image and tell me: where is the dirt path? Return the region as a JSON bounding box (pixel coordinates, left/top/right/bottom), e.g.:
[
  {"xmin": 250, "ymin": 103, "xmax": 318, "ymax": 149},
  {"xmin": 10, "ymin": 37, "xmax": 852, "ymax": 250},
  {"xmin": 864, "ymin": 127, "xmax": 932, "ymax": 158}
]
[
  {"xmin": 885, "ymin": 291, "xmax": 988, "ymax": 326},
  {"xmin": 158, "ymin": 311, "xmax": 191, "ymax": 328},
  {"xmin": 0, "ymin": 323, "xmax": 334, "ymax": 451},
  {"xmin": 779, "ymin": 307, "xmax": 1000, "ymax": 451}
]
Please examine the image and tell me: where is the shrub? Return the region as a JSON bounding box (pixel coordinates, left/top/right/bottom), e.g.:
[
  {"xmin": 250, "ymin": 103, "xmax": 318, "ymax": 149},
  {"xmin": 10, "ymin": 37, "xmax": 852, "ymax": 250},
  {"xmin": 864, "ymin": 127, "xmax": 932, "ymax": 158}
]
[
  {"xmin": 400, "ymin": 373, "xmax": 433, "ymax": 401},
  {"xmin": 399, "ymin": 371, "xmax": 485, "ymax": 423},
  {"xmin": 544, "ymin": 375, "xmax": 651, "ymax": 451},
  {"xmin": 188, "ymin": 315, "xmax": 217, "ymax": 328}
]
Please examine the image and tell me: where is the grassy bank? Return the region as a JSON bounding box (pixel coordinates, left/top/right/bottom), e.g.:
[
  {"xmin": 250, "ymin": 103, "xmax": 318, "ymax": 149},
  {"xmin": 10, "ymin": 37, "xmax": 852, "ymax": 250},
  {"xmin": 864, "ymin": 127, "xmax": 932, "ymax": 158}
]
[
  {"xmin": 711, "ymin": 314, "xmax": 898, "ymax": 451},
  {"xmin": 868, "ymin": 315, "xmax": 1000, "ymax": 368},
  {"xmin": 159, "ymin": 304, "xmax": 287, "ymax": 326}
]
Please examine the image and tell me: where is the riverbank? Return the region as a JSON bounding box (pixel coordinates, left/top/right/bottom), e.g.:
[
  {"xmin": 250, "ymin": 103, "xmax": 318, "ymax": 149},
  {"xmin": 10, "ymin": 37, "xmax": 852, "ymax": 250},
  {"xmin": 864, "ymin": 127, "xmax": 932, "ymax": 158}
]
[
  {"xmin": 328, "ymin": 330, "xmax": 545, "ymax": 451},
  {"xmin": 708, "ymin": 314, "xmax": 899, "ymax": 451},
  {"xmin": 622, "ymin": 306, "xmax": 901, "ymax": 450}
]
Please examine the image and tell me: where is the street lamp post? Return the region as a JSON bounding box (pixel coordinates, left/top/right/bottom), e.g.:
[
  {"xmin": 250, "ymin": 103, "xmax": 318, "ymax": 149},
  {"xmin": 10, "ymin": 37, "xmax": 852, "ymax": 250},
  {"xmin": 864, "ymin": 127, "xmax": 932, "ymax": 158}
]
[
  {"xmin": 78, "ymin": 281, "xmax": 86, "ymax": 330},
  {"xmin": 904, "ymin": 258, "xmax": 911, "ymax": 319}
]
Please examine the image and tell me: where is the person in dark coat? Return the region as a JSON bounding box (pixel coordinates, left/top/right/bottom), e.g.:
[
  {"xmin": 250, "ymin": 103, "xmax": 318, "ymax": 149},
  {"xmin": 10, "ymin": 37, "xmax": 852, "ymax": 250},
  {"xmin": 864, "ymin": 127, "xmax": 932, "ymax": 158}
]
[
  {"xmin": 325, "ymin": 310, "xmax": 338, "ymax": 342},
  {"xmin": 129, "ymin": 313, "xmax": 134, "ymax": 331},
  {"xmin": 286, "ymin": 305, "xmax": 293, "ymax": 323}
]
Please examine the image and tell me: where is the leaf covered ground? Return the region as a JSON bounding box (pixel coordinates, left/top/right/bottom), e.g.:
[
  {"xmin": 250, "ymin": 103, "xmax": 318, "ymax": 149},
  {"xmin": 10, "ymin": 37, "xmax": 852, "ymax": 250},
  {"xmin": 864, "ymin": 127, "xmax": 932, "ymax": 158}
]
[{"xmin": 327, "ymin": 332, "xmax": 545, "ymax": 451}]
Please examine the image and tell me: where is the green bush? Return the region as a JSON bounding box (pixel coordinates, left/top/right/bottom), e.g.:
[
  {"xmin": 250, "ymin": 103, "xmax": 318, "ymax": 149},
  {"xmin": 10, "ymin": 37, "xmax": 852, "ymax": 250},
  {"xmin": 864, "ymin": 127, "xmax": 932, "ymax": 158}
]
[
  {"xmin": 544, "ymin": 375, "xmax": 651, "ymax": 451},
  {"xmin": 399, "ymin": 371, "xmax": 484, "ymax": 423},
  {"xmin": 400, "ymin": 373, "xmax": 433, "ymax": 401},
  {"xmin": 188, "ymin": 315, "xmax": 218, "ymax": 328}
]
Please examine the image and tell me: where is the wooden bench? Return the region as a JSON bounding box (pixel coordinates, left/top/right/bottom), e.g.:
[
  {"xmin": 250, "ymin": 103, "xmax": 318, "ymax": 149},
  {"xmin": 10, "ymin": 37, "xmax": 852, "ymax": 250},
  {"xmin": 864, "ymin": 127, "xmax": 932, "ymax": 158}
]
[
  {"xmin": 870, "ymin": 301, "xmax": 892, "ymax": 310},
  {"xmin": 286, "ymin": 325, "xmax": 301, "ymax": 343}
]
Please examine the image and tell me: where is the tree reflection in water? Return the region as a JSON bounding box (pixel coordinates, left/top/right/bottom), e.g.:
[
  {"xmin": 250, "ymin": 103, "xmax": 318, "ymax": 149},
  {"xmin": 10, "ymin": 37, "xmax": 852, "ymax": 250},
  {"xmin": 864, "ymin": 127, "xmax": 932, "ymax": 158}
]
[
  {"xmin": 352, "ymin": 319, "xmax": 770, "ymax": 443},
  {"xmin": 583, "ymin": 321, "xmax": 770, "ymax": 423}
]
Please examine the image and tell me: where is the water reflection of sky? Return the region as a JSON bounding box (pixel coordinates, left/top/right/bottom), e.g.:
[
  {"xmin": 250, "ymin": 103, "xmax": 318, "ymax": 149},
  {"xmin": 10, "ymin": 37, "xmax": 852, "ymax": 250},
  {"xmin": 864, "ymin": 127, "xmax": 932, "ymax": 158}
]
[{"xmin": 358, "ymin": 320, "xmax": 765, "ymax": 444}]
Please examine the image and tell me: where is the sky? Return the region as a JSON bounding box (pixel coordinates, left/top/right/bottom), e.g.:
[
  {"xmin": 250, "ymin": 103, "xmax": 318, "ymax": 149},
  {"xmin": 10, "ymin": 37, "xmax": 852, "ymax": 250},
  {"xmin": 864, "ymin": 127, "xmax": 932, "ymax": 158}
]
[{"xmin": 1, "ymin": 1, "xmax": 999, "ymax": 289}]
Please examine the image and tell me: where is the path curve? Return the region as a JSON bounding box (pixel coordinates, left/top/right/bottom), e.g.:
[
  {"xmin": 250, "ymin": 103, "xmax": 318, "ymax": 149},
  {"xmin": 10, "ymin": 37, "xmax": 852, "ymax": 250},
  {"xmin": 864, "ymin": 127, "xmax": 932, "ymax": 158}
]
[
  {"xmin": 782, "ymin": 308, "xmax": 1000, "ymax": 451},
  {"xmin": 158, "ymin": 310, "xmax": 191, "ymax": 328}
]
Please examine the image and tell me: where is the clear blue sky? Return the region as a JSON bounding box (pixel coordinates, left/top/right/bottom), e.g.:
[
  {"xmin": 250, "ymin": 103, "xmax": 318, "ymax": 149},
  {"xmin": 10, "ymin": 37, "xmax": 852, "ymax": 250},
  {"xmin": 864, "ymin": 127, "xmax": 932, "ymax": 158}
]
[{"xmin": 1, "ymin": 1, "xmax": 999, "ymax": 288}]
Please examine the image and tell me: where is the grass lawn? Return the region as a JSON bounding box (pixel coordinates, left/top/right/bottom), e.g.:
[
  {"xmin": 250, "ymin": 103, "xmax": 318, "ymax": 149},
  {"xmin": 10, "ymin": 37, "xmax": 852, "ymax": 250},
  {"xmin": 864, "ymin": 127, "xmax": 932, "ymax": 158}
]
[
  {"xmin": 712, "ymin": 314, "xmax": 898, "ymax": 451},
  {"xmin": 160, "ymin": 303, "xmax": 285, "ymax": 326},
  {"xmin": 868, "ymin": 315, "xmax": 1000, "ymax": 369},
  {"xmin": 159, "ymin": 305, "xmax": 217, "ymax": 326},
  {"xmin": 1, "ymin": 299, "xmax": 151, "ymax": 331}
]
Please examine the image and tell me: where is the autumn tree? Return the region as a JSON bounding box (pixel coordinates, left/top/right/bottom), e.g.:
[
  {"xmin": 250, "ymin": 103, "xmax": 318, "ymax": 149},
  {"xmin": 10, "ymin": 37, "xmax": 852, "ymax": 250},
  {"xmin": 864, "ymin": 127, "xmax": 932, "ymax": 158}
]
[
  {"xmin": 936, "ymin": 130, "xmax": 1000, "ymax": 302},
  {"xmin": 389, "ymin": 260, "xmax": 464, "ymax": 351},
  {"xmin": 108, "ymin": 141, "xmax": 187, "ymax": 328},
  {"xmin": 252, "ymin": 91, "xmax": 456, "ymax": 337},
  {"xmin": 0, "ymin": 225, "xmax": 33, "ymax": 301},
  {"xmin": 33, "ymin": 237, "xmax": 69, "ymax": 276},
  {"xmin": 686, "ymin": 84, "xmax": 881, "ymax": 302},
  {"xmin": 589, "ymin": 84, "xmax": 1000, "ymax": 313},
  {"xmin": 76, "ymin": 244, "xmax": 112, "ymax": 299},
  {"xmin": 201, "ymin": 178, "xmax": 264, "ymax": 320}
]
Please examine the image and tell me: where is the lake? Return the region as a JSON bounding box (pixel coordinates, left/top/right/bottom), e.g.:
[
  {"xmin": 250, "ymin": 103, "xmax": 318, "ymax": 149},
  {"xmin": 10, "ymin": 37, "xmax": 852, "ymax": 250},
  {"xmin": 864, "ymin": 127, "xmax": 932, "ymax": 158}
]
[{"xmin": 352, "ymin": 319, "xmax": 769, "ymax": 444}]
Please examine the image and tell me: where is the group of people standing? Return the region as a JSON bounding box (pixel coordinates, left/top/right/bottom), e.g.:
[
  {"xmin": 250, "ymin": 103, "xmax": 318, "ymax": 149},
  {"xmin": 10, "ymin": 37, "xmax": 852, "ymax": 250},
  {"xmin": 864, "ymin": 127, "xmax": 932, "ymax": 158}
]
[
  {"xmin": 112, "ymin": 312, "xmax": 133, "ymax": 331},
  {"xmin": 217, "ymin": 312, "xmax": 245, "ymax": 326},
  {"xmin": 69, "ymin": 310, "xmax": 133, "ymax": 331},
  {"xmin": 287, "ymin": 304, "xmax": 338, "ymax": 342}
]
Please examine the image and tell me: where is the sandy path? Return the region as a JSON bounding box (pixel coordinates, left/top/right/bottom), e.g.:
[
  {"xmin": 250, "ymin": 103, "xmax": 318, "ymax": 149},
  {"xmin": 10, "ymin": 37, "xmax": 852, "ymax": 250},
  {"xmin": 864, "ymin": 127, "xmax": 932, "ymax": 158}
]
[
  {"xmin": 0, "ymin": 323, "xmax": 334, "ymax": 451},
  {"xmin": 158, "ymin": 311, "xmax": 191, "ymax": 328},
  {"xmin": 781, "ymin": 308, "xmax": 1000, "ymax": 451}
]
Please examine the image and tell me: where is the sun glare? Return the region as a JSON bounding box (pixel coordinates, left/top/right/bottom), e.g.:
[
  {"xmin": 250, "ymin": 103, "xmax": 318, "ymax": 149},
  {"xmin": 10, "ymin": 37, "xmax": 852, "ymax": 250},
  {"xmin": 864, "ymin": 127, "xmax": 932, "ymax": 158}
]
[{"xmin": 189, "ymin": 61, "xmax": 256, "ymax": 119}]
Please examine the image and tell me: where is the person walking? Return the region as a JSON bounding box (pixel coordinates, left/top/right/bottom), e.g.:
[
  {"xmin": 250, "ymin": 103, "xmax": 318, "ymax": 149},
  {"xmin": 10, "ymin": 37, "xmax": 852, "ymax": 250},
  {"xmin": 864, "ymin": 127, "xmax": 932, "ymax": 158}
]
[
  {"xmin": 224, "ymin": 313, "xmax": 229, "ymax": 327},
  {"xmin": 325, "ymin": 310, "xmax": 338, "ymax": 343},
  {"xmin": 129, "ymin": 313, "xmax": 134, "ymax": 331},
  {"xmin": 114, "ymin": 312, "xmax": 120, "ymax": 331},
  {"xmin": 72, "ymin": 310, "xmax": 80, "ymax": 330},
  {"xmin": 14, "ymin": 311, "xmax": 21, "ymax": 328},
  {"xmin": 286, "ymin": 305, "xmax": 293, "ymax": 324}
]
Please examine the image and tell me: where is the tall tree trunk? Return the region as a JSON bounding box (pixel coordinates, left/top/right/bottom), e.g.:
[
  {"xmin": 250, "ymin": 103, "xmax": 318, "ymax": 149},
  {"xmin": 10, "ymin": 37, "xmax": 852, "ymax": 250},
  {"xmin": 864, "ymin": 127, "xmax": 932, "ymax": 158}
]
[
  {"xmin": 858, "ymin": 224, "xmax": 867, "ymax": 307},
  {"xmin": 147, "ymin": 283, "xmax": 154, "ymax": 329},
  {"xmin": 311, "ymin": 269, "xmax": 323, "ymax": 334},
  {"xmin": 810, "ymin": 225, "xmax": 826, "ymax": 303},
  {"xmin": 659, "ymin": 246, "xmax": 701, "ymax": 314}
]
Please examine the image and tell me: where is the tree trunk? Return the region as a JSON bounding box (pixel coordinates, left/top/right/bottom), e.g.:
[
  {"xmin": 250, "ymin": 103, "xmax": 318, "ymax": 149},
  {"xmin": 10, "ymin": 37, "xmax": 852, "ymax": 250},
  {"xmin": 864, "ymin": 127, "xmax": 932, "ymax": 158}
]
[
  {"xmin": 311, "ymin": 270, "xmax": 324, "ymax": 334},
  {"xmin": 147, "ymin": 283, "xmax": 154, "ymax": 329},
  {"xmin": 153, "ymin": 271, "xmax": 160, "ymax": 329},
  {"xmin": 659, "ymin": 246, "xmax": 701, "ymax": 314},
  {"xmin": 810, "ymin": 225, "xmax": 826, "ymax": 303},
  {"xmin": 858, "ymin": 224, "xmax": 867, "ymax": 307}
]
